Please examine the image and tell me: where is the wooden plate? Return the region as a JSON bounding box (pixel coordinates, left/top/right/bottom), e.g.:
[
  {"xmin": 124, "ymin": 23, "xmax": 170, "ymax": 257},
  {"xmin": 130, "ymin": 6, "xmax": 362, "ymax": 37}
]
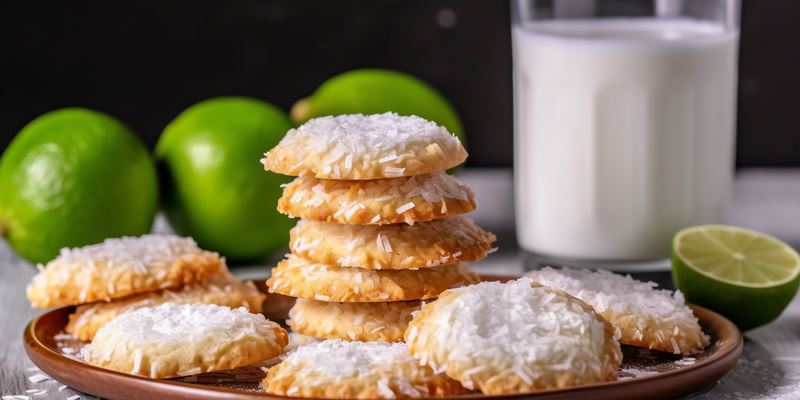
[{"xmin": 24, "ymin": 275, "xmax": 742, "ymax": 400}]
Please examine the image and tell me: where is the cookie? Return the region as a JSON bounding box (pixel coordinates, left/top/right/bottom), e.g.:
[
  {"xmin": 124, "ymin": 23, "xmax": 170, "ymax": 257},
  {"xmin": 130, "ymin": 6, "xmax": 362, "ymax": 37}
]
[
  {"xmin": 289, "ymin": 299, "xmax": 421, "ymax": 342},
  {"xmin": 66, "ymin": 272, "xmax": 265, "ymax": 341},
  {"xmin": 262, "ymin": 112, "xmax": 467, "ymax": 180},
  {"xmin": 278, "ymin": 171, "xmax": 477, "ymax": 225},
  {"xmin": 405, "ymin": 279, "xmax": 622, "ymax": 395},
  {"xmin": 82, "ymin": 303, "xmax": 288, "ymax": 379},
  {"xmin": 289, "ymin": 217, "xmax": 496, "ymax": 269},
  {"xmin": 263, "ymin": 340, "xmax": 466, "ymax": 399},
  {"xmin": 267, "ymin": 255, "xmax": 480, "ymax": 302},
  {"xmin": 27, "ymin": 235, "xmax": 226, "ymax": 308},
  {"xmin": 524, "ymin": 267, "xmax": 710, "ymax": 355}
]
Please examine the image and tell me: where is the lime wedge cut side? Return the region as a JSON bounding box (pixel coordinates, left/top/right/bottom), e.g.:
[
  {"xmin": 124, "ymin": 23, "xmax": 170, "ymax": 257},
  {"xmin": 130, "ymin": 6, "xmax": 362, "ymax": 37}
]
[{"xmin": 672, "ymin": 225, "xmax": 800, "ymax": 331}]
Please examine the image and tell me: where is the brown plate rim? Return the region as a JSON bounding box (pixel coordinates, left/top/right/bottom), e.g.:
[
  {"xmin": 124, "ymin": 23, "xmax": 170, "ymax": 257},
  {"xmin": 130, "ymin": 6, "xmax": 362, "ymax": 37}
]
[{"xmin": 23, "ymin": 274, "xmax": 743, "ymax": 400}]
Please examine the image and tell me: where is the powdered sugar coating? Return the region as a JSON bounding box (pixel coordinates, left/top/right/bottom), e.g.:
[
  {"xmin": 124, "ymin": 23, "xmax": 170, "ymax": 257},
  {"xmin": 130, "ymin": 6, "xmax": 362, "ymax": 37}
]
[
  {"xmin": 83, "ymin": 303, "xmax": 287, "ymax": 378},
  {"xmin": 278, "ymin": 172, "xmax": 477, "ymax": 225},
  {"xmin": 263, "ymin": 340, "xmax": 465, "ymax": 399},
  {"xmin": 524, "ymin": 267, "xmax": 710, "ymax": 355},
  {"xmin": 262, "ymin": 113, "xmax": 467, "ymax": 180},
  {"xmin": 406, "ymin": 279, "xmax": 622, "ymax": 395},
  {"xmin": 66, "ymin": 272, "xmax": 265, "ymax": 341},
  {"xmin": 27, "ymin": 234, "xmax": 225, "ymax": 308},
  {"xmin": 290, "ymin": 217, "xmax": 495, "ymax": 269}
]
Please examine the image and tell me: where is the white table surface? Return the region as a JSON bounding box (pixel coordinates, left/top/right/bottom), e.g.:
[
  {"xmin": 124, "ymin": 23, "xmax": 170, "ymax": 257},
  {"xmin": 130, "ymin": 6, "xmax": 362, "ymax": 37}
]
[{"xmin": 2, "ymin": 167, "xmax": 800, "ymax": 399}]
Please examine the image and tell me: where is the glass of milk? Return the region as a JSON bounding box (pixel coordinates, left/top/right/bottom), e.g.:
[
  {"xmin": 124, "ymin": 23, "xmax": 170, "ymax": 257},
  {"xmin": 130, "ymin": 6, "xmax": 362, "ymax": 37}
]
[{"xmin": 512, "ymin": 0, "xmax": 740, "ymax": 271}]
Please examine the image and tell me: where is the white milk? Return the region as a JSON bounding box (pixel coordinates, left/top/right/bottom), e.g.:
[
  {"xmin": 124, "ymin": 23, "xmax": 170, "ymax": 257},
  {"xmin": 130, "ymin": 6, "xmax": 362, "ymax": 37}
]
[{"xmin": 513, "ymin": 18, "xmax": 738, "ymax": 260}]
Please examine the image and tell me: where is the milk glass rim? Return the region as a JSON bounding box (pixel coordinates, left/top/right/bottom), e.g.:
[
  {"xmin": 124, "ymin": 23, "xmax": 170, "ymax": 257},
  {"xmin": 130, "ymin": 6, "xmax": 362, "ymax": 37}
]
[{"xmin": 511, "ymin": 0, "xmax": 741, "ymax": 33}]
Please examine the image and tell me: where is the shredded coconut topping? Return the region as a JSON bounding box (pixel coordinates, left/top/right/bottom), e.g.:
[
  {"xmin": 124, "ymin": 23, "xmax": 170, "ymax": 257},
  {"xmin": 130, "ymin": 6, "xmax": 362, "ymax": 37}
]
[
  {"xmin": 85, "ymin": 303, "xmax": 273, "ymax": 344},
  {"xmin": 263, "ymin": 113, "xmax": 466, "ymax": 179},
  {"xmin": 268, "ymin": 340, "xmax": 447, "ymax": 398},
  {"xmin": 48, "ymin": 234, "xmax": 203, "ymax": 267},
  {"xmin": 524, "ymin": 267, "xmax": 710, "ymax": 355},
  {"xmin": 82, "ymin": 303, "xmax": 285, "ymax": 378},
  {"xmin": 26, "ymin": 234, "xmax": 223, "ymax": 308},
  {"xmin": 67, "ymin": 273, "xmax": 264, "ymax": 341},
  {"xmin": 279, "ymin": 171, "xmax": 476, "ymax": 225},
  {"xmin": 408, "ymin": 279, "xmax": 621, "ymax": 392},
  {"xmin": 289, "ymin": 217, "xmax": 495, "ymax": 269}
]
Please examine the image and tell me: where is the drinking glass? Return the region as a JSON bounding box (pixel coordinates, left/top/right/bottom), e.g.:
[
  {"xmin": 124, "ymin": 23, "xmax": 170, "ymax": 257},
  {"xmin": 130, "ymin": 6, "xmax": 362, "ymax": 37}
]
[{"xmin": 511, "ymin": 0, "xmax": 741, "ymax": 271}]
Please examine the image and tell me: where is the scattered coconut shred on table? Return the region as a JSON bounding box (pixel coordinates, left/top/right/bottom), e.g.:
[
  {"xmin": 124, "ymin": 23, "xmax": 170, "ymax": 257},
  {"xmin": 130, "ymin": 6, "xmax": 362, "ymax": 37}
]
[{"xmin": 27, "ymin": 374, "xmax": 49, "ymax": 383}]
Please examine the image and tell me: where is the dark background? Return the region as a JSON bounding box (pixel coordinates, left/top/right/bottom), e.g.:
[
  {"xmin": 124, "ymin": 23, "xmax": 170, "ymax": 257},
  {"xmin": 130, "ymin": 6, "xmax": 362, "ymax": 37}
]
[{"xmin": 1, "ymin": 0, "xmax": 798, "ymax": 168}]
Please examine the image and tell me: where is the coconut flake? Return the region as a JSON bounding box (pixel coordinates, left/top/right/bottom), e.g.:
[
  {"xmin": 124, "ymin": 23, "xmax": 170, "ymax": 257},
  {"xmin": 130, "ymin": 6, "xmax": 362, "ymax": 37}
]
[
  {"xmin": 381, "ymin": 235, "xmax": 393, "ymax": 253},
  {"xmin": 376, "ymin": 234, "xmax": 385, "ymax": 252},
  {"xmin": 344, "ymin": 204, "xmax": 360, "ymax": 222},
  {"xmin": 344, "ymin": 154, "xmax": 353, "ymax": 170},
  {"xmin": 132, "ymin": 348, "xmax": 143, "ymax": 374},
  {"xmin": 28, "ymin": 374, "xmax": 49, "ymax": 383},
  {"xmin": 396, "ymin": 202, "xmax": 416, "ymax": 214},
  {"xmin": 384, "ymin": 167, "xmax": 406, "ymax": 177},
  {"xmin": 379, "ymin": 155, "xmax": 398, "ymax": 163}
]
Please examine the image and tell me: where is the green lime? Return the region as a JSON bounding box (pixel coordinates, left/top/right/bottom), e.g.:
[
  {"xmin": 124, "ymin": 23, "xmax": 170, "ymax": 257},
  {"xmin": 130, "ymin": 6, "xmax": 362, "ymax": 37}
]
[
  {"xmin": 0, "ymin": 108, "xmax": 158, "ymax": 264},
  {"xmin": 156, "ymin": 97, "xmax": 295, "ymax": 261},
  {"xmin": 672, "ymin": 224, "xmax": 800, "ymax": 331},
  {"xmin": 291, "ymin": 69, "xmax": 465, "ymax": 146}
]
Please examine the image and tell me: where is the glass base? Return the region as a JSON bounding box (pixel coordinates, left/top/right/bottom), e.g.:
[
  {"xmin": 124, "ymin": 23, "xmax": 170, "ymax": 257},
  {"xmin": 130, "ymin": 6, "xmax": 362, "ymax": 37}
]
[
  {"xmin": 521, "ymin": 250, "xmax": 672, "ymax": 273},
  {"xmin": 521, "ymin": 250, "xmax": 676, "ymax": 290}
]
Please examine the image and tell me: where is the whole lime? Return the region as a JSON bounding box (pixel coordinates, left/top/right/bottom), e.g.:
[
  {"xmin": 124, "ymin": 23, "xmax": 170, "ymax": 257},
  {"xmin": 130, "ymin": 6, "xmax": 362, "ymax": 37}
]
[
  {"xmin": 0, "ymin": 108, "xmax": 159, "ymax": 264},
  {"xmin": 291, "ymin": 69, "xmax": 466, "ymax": 146},
  {"xmin": 156, "ymin": 97, "xmax": 295, "ymax": 260}
]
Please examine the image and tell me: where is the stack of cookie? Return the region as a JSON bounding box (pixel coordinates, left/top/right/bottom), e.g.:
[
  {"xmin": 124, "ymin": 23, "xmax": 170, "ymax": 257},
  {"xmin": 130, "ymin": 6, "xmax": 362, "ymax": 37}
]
[
  {"xmin": 26, "ymin": 234, "xmax": 265, "ymax": 341},
  {"xmin": 263, "ymin": 112, "xmax": 496, "ymax": 343}
]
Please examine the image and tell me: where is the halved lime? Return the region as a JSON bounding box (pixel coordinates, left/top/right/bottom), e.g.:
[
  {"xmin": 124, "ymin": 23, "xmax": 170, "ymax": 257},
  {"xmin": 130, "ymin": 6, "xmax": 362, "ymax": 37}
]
[{"xmin": 672, "ymin": 224, "xmax": 800, "ymax": 331}]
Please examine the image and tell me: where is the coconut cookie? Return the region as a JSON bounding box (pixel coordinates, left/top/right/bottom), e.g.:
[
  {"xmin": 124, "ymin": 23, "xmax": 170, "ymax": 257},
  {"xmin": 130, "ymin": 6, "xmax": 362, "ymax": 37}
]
[
  {"xmin": 290, "ymin": 217, "xmax": 496, "ymax": 270},
  {"xmin": 27, "ymin": 235, "xmax": 226, "ymax": 308},
  {"xmin": 82, "ymin": 303, "xmax": 288, "ymax": 379},
  {"xmin": 263, "ymin": 340, "xmax": 466, "ymax": 399},
  {"xmin": 66, "ymin": 272, "xmax": 265, "ymax": 341},
  {"xmin": 406, "ymin": 279, "xmax": 622, "ymax": 395},
  {"xmin": 262, "ymin": 112, "xmax": 467, "ymax": 180},
  {"xmin": 524, "ymin": 267, "xmax": 709, "ymax": 355},
  {"xmin": 289, "ymin": 299, "xmax": 421, "ymax": 342},
  {"xmin": 267, "ymin": 255, "xmax": 480, "ymax": 302},
  {"xmin": 278, "ymin": 172, "xmax": 477, "ymax": 225}
]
